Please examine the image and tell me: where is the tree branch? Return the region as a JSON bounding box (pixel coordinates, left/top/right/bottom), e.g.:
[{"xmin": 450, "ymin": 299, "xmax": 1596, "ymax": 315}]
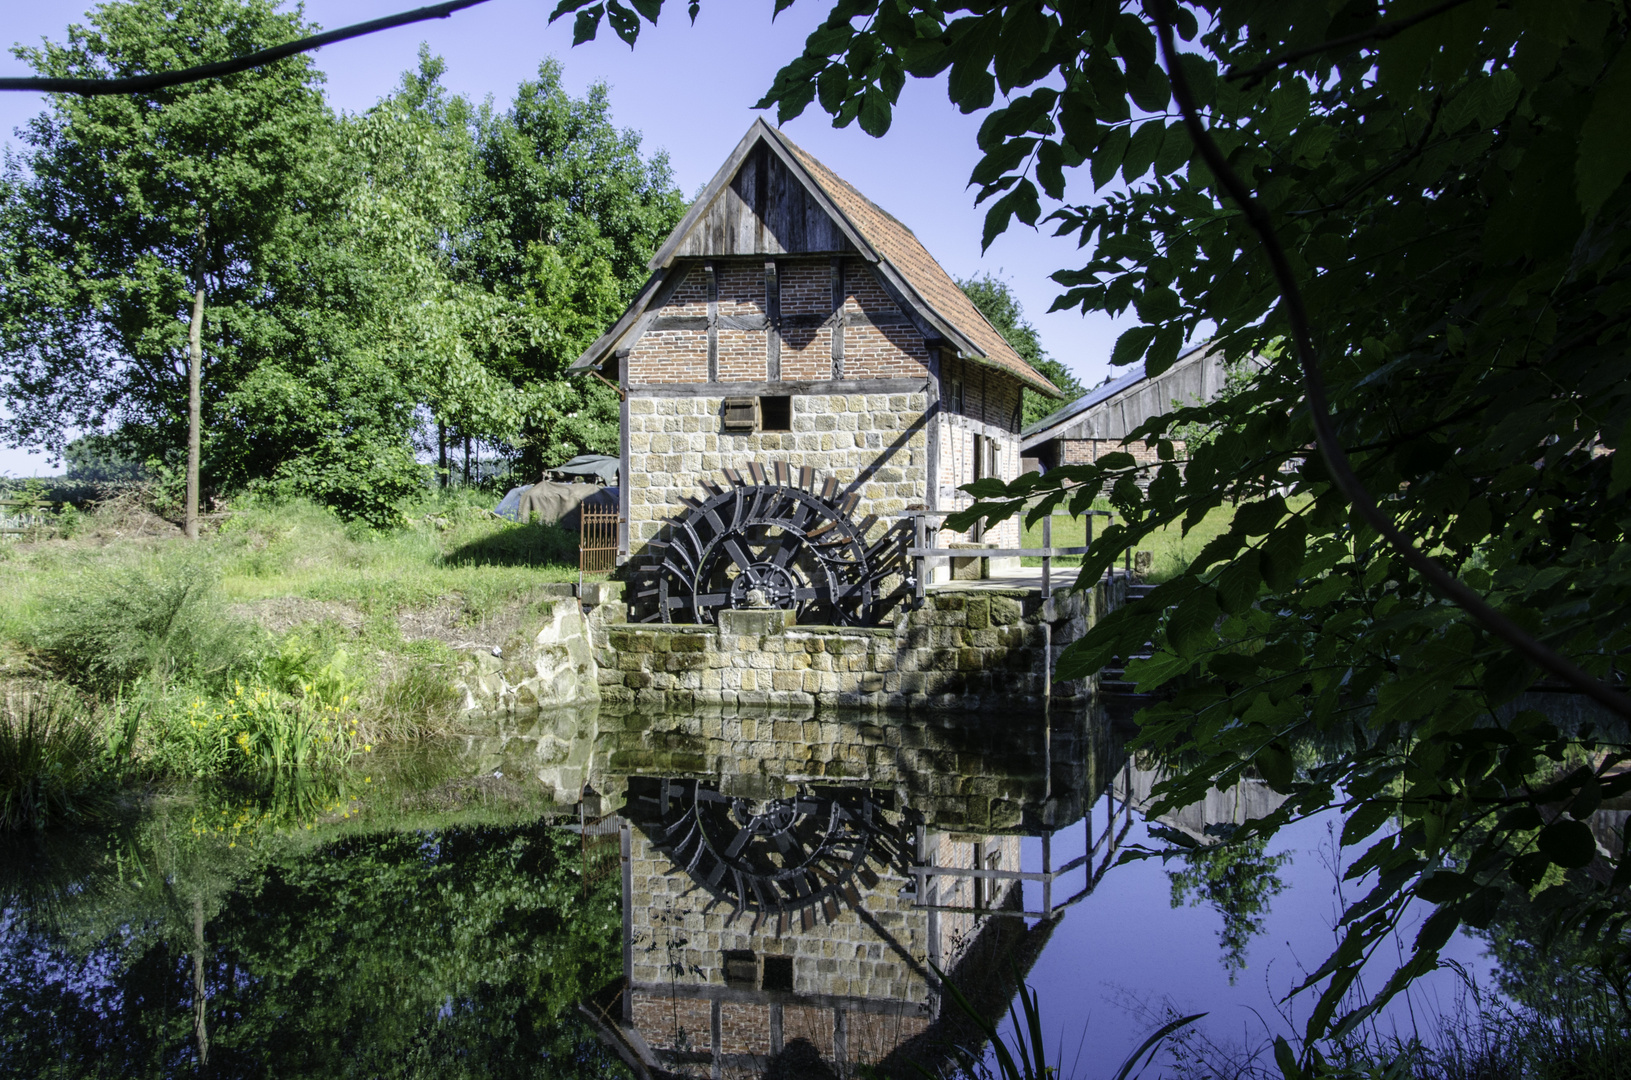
[
  {"xmin": 1153, "ymin": 2, "xmax": 1631, "ymax": 721},
  {"xmin": 0, "ymin": 0, "xmax": 495, "ymax": 96},
  {"xmin": 1225, "ymin": 0, "xmax": 1476, "ymax": 86}
]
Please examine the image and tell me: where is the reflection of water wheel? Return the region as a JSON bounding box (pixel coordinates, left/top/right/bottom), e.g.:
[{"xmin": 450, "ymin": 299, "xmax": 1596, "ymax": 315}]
[
  {"xmin": 637, "ymin": 463, "xmax": 898, "ymax": 626},
  {"xmin": 636, "ymin": 779, "xmax": 892, "ymax": 934}
]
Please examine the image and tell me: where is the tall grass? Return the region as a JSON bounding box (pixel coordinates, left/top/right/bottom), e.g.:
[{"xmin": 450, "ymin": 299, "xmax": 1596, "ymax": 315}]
[
  {"xmin": 0, "ymin": 687, "xmax": 112, "ymax": 831},
  {"xmin": 35, "ymin": 557, "xmax": 259, "ymax": 693}
]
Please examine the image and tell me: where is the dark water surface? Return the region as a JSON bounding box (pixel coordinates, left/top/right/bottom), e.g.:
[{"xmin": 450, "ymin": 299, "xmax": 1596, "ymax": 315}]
[{"xmin": 1, "ymin": 706, "xmax": 1499, "ymax": 1078}]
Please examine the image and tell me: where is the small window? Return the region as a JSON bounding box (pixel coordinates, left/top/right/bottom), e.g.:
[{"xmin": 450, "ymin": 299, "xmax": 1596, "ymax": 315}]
[
  {"xmin": 760, "ymin": 395, "xmax": 792, "ymax": 432},
  {"xmin": 948, "ymin": 378, "xmax": 965, "ymax": 415},
  {"xmin": 722, "ymin": 949, "xmax": 758, "ymax": 988},
  {"xmin": 722, "ymin": 397, "xmax": 759, "ymax": 432},
  {"xmin": 761, "ymin": 955, "xmax": 794, "ymax": 992}
]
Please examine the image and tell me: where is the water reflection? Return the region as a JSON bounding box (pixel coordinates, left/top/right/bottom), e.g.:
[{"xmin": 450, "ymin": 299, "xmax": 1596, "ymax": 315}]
[
  {"xmin": 1, "ymin": 702, "xmax": 1307, "ymax": 1078},
  {"xmin": 587, "ymin": 702, "xmax": 1146, "ymax": 1078},
  {"xmin": 0, "ymin": 754, "xmax": 627, "ymax": 1078}
]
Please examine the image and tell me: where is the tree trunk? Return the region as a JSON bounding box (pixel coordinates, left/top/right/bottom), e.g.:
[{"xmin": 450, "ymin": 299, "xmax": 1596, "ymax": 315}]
[
  {"xmin": 184, "ymin": 235, "xmax": 205, "ymax": 541},
  {"xmin": 463, "ymin": 435, "xmax": 471, "ymax": 486},
  {"xmin": 191, "ymin": 893, "xmax": 210, "ymax": 1069},
  {"xmin": 437, "ymin": 422, "xmax": 447, "ymax": 488}
]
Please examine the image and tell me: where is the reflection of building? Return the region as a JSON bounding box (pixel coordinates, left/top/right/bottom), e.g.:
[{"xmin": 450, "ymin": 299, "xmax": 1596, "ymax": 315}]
[
  {"xmin": 617, "ymin": 778, "xmax": 1020, "ymax": 1078},
  {"xmin": 585, "ymin": 703, "xmax": 1123, "ymax": 1079}
]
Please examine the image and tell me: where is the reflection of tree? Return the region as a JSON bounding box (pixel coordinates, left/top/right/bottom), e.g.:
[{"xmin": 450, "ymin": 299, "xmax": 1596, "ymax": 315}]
[
  {"xmin": 1474, "ymin": 884, "xmax": 1631, "ymax": 1042},
  {"xmin": 1167, "ymin": 836, "xmax": 1290, "ymax": 983},
  {"xmin": 0, "ymin": 812, "xmax": 629, "ymax": 1078}
]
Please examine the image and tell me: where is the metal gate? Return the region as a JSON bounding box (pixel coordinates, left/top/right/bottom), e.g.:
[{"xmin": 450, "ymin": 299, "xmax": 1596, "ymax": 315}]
[{"xmin": 579, "ymin": 503, "xmax": 620, "ymax": 587}]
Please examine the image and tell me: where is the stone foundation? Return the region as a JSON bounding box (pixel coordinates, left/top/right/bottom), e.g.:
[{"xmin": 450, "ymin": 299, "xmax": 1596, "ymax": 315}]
[
  {"xmin": 453, "ymin": 576, "xmax": 1126, "ymax": 722},
  {"xmin": 590, "ymin": 580, "xmax": 1117, "ymax": 713}
]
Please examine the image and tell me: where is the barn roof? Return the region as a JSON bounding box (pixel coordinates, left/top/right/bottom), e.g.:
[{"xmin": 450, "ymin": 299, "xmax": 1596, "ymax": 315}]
[
  {"xmin": 1022, "ymin": 341, "xmax": 1226, "ymax": 450},
  {"xmin": 571, "ymin": 120, "xmax": 1062, "ymax": 398}
]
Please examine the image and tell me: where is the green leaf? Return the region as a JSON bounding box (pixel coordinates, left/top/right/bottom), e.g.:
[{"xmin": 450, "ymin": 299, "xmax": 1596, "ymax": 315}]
[
  {"xmin": 1260, "ymin": 518, "xmax": 1308, "ymax": 590},
  {"xmin": 1092, "ymin": 124, "xmax": 1130, "ymax": 189},
  {"xmin": 1122, "ymin": 119, "xmax": 1165, "ymax": 182},
  {"xmin": 858, "ymin": 89, "xmax": 893, "ymax": 137},
  {"xmin": 1577, "ymin": 43, "xmax": 1631, "ymax": 212},
  {"xmin": 1612, "ymin": 419, "xmax": 1631, "ymax": 496},
  {"xmin": 1126, "ymin": 649, "xmax": 1192, "ymax": 691},
  {"xmin": 1537, "ymin": 819, "xmax": 1598, "ymax": 868},
  {"xmin": 1215, "ymin": 551, "xmax": 1261, "ymax": 613},
  {"xmin": 1165, "ymin": 586, "xmax": 1219, "ymax": 656},
  {"xmin": 1342, "ymin": 800, "xmax": 1395, "ymax": 847},
  {"xmin": 1273, "ymin": 1035, "xmax": 1302, "ymax": 1080},
  {"xmin": 571, "ymin": 5, "xmax": 604, "ymax": 44},
  {"xmin": 1111, "ymin": 325, "xmax": 1157, "ymax": 367},
  {"xmin": 1256, "ymin": 741, "xmax": 1295, "ymax": 793}
]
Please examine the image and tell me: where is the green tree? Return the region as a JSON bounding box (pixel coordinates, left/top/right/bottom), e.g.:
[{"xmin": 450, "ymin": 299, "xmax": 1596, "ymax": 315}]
[
  {"xmin": 464, "ymin": 59, "xmax": 685, "ymax": 475},
  {"xmin": 553, "ymin": 0, "xmax": 1631, "ymax": 1050},
  {"xmin": 958, "ymin": 273, "xmax": 1086, "ymax": 428},
  {"xmin": 0, "ymin": 0, "xmax": 331, "ymax": 538}
]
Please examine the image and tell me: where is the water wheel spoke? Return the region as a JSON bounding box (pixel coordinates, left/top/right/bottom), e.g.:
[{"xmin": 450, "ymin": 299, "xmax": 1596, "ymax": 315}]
[{"xmin": 723, "ymin": 824, "xmax": 756, "ymax": 860}]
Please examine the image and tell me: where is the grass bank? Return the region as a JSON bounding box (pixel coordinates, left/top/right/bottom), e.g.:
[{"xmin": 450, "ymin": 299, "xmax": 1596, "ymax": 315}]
[
  {"xmin": 1020, "ymin": 503, "xmax": 1237, "ymax": 582},
  {"xmin": 0, "ymin": 489, "xmax": 580, "ymax": 829}
]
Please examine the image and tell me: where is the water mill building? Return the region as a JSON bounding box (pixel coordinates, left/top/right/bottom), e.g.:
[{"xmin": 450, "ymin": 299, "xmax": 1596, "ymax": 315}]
[{"xmin": 570, "ymin": 121, "xmax": 1062, "ymax": 625}]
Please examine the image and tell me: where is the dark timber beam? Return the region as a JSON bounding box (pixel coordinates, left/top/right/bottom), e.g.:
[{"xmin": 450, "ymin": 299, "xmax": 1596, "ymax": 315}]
[{"xmin": 765, "ymin": 259, "xmax": 781, "ymax": 382}]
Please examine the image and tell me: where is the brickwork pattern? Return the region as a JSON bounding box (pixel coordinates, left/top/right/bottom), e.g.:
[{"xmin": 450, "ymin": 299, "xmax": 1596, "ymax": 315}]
[
  {"xmin": 719, "ymin": 1002, "xmax": 772, "ymax": 1055},
  {"xmin": 781, "ymin": 259, "xmax": 833, "ymax": 381},
  {"xmin": 633, "ymin": 994, "xmax": 713, "ymax": 1053}
]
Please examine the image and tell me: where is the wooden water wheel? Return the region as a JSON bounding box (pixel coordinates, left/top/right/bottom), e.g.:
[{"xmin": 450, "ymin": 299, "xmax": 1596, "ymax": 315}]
[
  {"xmin": 635, "ymin": 463, "xmax": 899, "ymax": 626},
  {"xmin": 636, "ymin": 778, "xmax": 894, "ymax": 933}
]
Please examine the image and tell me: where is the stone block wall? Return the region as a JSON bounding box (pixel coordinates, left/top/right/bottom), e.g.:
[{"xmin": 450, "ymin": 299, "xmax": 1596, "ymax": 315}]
[
  {"xmin": 589, "ymin": 585, "xmax": 1099, "ymax": 715},
  {"xmin": 624, "ymin": 390, "xmax": 929, "ymax": 554},
  {"xmin": 453, "ymin": 594, "xmax": 600, "ymax": 716}
]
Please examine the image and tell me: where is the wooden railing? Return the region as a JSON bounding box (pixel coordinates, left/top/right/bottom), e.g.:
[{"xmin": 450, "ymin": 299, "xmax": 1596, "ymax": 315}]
[
  {"xmin": 903, "ymin": 508, "xmax": 1124, "ymax": 599},
  {"xmin": 905, "ymin": 757, "xmax": 1136, "ymax": 920}
]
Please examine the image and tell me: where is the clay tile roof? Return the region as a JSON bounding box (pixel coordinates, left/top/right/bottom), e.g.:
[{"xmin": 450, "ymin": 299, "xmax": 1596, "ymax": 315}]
[{"xmin": 777, "ymin": 132, "xmax": 1063, "ymax": 399}]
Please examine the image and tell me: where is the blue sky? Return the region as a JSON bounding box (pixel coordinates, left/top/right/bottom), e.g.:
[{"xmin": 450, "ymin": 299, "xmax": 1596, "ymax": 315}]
[{"xmin": 0, "ymin": 0, "xmax": 1131, "ymax": 476}]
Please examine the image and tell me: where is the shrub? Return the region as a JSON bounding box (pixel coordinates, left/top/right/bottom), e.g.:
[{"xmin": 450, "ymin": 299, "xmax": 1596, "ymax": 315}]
[
  {"xmin": 0, "ymin": 686, "xmax": 111, "ymax": 831},
  {"xmin": 272, "ymin": 434, "xmax": 427, "ymax": 531},
  {"xmin": 36, "ymin": 557, "xmax": 260, "ymax": 693}
]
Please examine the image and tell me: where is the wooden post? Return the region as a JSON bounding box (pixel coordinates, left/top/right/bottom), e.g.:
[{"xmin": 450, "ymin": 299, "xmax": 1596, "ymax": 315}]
[
  {"xmin": 829, "ymin": 257, "xmax": 845, "ymax": 379},
  {"xmin": 914, "ymin": 513, "xmax": 927, "ymax": 601},
  {"xmin": 1041, "ymin": 831, "xmax": 1052, "ymax": 917},
  {"xmin": 1041, "ymin": 513, "xmax": 1052, "ymax": 597}
]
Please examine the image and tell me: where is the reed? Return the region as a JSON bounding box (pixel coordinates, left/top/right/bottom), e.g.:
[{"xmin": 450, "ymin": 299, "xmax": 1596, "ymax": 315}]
[{"xmin": 0, "ymin": 686, "xmax": 112, "ymax": 831}]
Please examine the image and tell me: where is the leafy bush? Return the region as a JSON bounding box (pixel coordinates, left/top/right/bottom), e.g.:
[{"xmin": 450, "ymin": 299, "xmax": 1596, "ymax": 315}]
[
  {"xmin": 271, "ymin": 434, "xmax": 427, "ymax": 530},
  {"xmin": 36, "ymin": 558, "xmax": 261, "ymax": 693},
  {"xmin": 0, "ymin": 686, "xmax": 112, "ymax": 831}
]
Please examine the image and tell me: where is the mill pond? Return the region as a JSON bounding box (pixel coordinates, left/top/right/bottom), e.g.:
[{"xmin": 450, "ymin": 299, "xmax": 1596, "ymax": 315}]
[{"xmin": 2, "ymin": 698, "xmax": 1529, "ymax": 1079}]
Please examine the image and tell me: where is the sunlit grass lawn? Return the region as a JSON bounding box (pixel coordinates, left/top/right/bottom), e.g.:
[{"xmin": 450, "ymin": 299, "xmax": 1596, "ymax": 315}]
[
  {"xmin": 1020, "ymin": 503, "xmax": 1238, "ymax": 583},
  {"xmin": 0, "ymin": 491, "xmax": 580, "ymax": 652}
]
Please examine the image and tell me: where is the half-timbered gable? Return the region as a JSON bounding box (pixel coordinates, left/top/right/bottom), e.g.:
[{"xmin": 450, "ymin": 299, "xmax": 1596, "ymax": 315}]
[{"xmin": 572, "ymin": 121, "xmax": 1061, "ymax": 607}]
